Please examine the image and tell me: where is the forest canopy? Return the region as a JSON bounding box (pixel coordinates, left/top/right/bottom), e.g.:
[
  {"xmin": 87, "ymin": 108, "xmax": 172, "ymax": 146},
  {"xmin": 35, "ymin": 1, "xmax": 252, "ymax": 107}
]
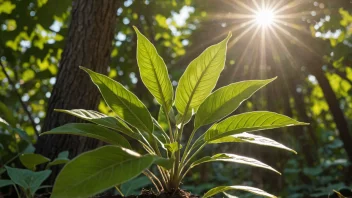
[{"xmin": 0, "ymin": 0, "xmax": 352, "ymax": 197}]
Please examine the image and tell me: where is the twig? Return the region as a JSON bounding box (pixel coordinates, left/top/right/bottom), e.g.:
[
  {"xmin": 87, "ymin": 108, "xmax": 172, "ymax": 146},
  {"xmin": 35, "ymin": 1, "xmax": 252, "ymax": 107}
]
[{"xmin": 0, "ymin": 60, "xmax": 39, "ymax": 137}]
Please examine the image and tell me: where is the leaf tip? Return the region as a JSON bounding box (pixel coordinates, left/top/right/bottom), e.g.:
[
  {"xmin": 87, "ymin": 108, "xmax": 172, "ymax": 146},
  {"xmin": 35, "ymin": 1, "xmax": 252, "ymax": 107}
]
[
  {"xmin": 133, "ymin": 26, "xmax": 140, "ymax": 35},
  {"xmin": 300, "ymin": 122, "xmax": 310, "ymax": 126},
  {"xmin": 39, "ymin": 132, "xmax": 49, "ymax": 136}
]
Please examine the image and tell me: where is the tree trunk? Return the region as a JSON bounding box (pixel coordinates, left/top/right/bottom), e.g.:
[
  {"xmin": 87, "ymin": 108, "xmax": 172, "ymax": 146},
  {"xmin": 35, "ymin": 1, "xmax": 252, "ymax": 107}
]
[
  {"xmin": 292, "ymin": 36, "xmax": 352, "ymax": 162},
  {"xmin": 35, "ymin": 0, "xmax": 120, "ymax": 182},
  {"xmin": 310, "ymin": 65, "xmax": 352, "ymax": 161}
]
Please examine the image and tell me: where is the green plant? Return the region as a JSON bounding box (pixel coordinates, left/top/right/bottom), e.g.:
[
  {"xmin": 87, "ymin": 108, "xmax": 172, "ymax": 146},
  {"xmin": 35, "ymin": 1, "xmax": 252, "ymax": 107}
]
[
  {"xmin": 41, "ymin": 27, "xmax": 307, "ymax": 198},
  {"xmin": 0, "ymin": 151, "xmax": 69, "ymax": 198}
]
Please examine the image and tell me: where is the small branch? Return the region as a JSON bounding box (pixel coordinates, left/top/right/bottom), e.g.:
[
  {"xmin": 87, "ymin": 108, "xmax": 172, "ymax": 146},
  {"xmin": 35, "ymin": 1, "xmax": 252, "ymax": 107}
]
[{"xmin": 0, "ymin": 60, "xmax": 39, "ymax": 137}]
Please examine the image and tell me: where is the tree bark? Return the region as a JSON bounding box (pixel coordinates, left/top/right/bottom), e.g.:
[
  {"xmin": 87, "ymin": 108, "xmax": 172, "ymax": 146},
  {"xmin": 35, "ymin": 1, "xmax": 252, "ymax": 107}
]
[
  {"xmin": 310, "ymin": 65, "xmax": 352, "ymax": 161},
  {"xmin": 35, "ymin": 0, "xmax": 120, "ymax": 182}
]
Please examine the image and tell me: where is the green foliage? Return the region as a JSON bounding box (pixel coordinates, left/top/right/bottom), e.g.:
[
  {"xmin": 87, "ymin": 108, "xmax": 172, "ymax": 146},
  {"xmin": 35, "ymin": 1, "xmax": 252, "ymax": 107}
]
[
  {"xmin": 204, "ymin": 111, "xmax": 307, "ymax": 143},
  {"xmin": 43, "ymin": 28, "xmax": 306, "ymax": 197},
  {"xmin": 5, "ymin": 166, "xmax": 51, "ymax": 197},
  {"xmin": 19, "ymin": 153, "xmax": 50, "ymax": 171},
  {"xmin": 191, "ymin": 153, "xmax": 280, "ymax": 174},
  {"xmin": 175, "ymin": 32, "xmax": 231, "ymax": 119},
  {"xmin": 203, "ymin": 186, "xmax": 277, "ymax": 198},
  {"xmin": 1, "ymin": 1, "xmax": 351, "ymax": 197},
  {"xmin": 47, "ymin": 151, "xmax": 69, "ymax": 168},
  {"xmin": 51, "ymin": 146, "xmax": 156, "ymax": 198},
  {"xmin": 194, "ymin": 78, "xmax": 276, "ymax": 129},
  {"xmin": 0, "ymin": 132, "xmax": 69, "ymax": 198},
  {"xmin": 134, "ymin": 26, "xmax": 174, "ymax": 113},
  {"xmin": 81, "ymin": 67, "xmax": 154, "ymax": 134},
  {"xmin": 42, "ymin": 123, "xmax": 132, "ymax": 149}
]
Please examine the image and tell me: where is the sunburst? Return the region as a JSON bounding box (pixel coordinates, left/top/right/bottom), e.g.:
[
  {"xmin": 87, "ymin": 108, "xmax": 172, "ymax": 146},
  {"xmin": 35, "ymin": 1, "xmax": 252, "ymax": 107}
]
[{"xmin": 207, "ymin": 0, "xmax": 319, "ymax": 82}]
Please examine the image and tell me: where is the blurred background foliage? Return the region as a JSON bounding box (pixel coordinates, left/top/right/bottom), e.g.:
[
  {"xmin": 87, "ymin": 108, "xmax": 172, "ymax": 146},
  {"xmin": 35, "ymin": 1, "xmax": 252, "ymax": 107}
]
[{"xmin": 0, "ymin": 0, "xmax": 352, "ymax": 197}]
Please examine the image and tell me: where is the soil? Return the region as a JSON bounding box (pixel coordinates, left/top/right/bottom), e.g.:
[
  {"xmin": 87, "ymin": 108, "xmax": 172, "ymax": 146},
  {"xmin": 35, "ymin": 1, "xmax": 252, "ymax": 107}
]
[
  {"xmin": 34, "ymin": 189, "xmax": 200, "ymax": 198},
  {"xmin": 97, "ymin": 189, "xmax": 200, "ymax": 198}
]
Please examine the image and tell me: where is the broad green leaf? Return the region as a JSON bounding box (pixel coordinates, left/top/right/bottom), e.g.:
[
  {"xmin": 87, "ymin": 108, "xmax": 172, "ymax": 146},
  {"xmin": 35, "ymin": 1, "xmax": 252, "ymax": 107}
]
[
  {"xmin": 134, "ymin": 27, "xmax": 173, "ymax": 112},
  {"xmin": 164, "ymin": 142, "xmax": 183, "ymax": 154},
  {"xmin": 205, "ymin": 111, "xmax": 308, "ymax": 142},
  {"xmin": 209, "ymin": 132, "xmax": 297, "ymax": 154},
  {"xmin": 175, "ymin": 33, "xmax": 231, "ymax": 122},
  {"xmin": 0, "ymin": 180, "xmax": 14, "ymax": 188},
  {"xmin": 41, "ymin": 123, "xmax": 131, "ymax": 149},
  {"xmin": 55, "ymin": 109, "xmax": 140, "ymax": 140},
  {"xmin": 5, "ymin": 166, "xmax": 51, "ymax": 196},
  {"xmin": 51, "ymin": 146, "xmax": 155, "ymax": 198},
  {"xmin": 20, "ymin": 153, "xmax": 50, "ymax": 171},
  {"xmin": 80, "ymin": 67, "xmax": 153, "ymax": 134},
  {"xmin": 191, "ymin": 153, "xmax": 280, "ymax": 174},
  {"xmin": 195, "ymin": 78, "xmax": 276, "ymax": 129},
  {"xmin": 47, "ymin": 151, "xmax": 70, "ymax": 168},
  {"xmin": 203, "ymin": 186, "xmax": 277, "ymax": 198}
]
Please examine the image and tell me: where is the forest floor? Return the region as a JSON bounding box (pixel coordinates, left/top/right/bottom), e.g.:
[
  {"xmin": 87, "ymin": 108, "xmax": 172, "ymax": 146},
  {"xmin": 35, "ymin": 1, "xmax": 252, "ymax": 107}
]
[{"xmin": 97, "ymin": 189, "xmax": 200, "ymax": 198}]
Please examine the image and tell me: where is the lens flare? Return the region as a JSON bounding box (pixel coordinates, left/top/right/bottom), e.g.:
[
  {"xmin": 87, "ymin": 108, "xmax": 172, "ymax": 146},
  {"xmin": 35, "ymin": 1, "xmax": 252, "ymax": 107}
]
[{"xmin": 255, "ymin": 9, "xmax": 275, "ymax": 26}]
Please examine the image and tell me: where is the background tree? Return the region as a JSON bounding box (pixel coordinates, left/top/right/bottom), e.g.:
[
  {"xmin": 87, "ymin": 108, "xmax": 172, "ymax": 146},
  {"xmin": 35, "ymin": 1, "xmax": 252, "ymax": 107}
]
[
  {"xmin": 34, "ymin": 0, "xmax": 121, "ymax": 182},
  {"xmin": 1, "ymin": 0, "xmax": 352, "ymax": 197}
]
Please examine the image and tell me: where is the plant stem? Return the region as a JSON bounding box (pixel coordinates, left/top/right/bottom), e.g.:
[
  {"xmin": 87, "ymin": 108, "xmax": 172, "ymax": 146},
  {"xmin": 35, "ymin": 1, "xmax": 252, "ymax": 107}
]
[
  {"xmin": 153, "ymin": 137, "xmax": 162, "ymax": 156},
  {"xmin": 143, "ymin": 171, "xmax": 161, "ymax": 193},
  {"xmin": 179, "ymin": 143, "xmax": 206, "ymax": 182},
  {"xmin": 156, "ymin": 167, "xmax": 169, "ymax": 190},
  {"xmin": 180, "ymin": 128, "xmax": 198, "ymax": 166},
  {"xmin": 13, "ymin": 185, "xmax": 20, "ymax": 198},
  {"xmin": 163, "ymin": 107, "xmax": 174, "ymax": 142},
  {"xmin": 115, "ymin": 186, "xmax": 124, "ymax": 196}
]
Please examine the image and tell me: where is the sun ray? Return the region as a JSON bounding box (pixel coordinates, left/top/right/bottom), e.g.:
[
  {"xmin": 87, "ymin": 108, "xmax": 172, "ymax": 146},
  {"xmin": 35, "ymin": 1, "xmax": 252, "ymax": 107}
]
[
  {"xmin": 259, "ymin": 26, "xmax": 267, "ymax": 79},
  {"xmin": 252, "ymin": 0, "xmax": 261, "ymax": 11},
  {"xmin": 209, "ymin": 13, "xmax": 255, "ymax": 20},
  {"xmin": 268, "ymin": 26, "xmax": 298, "ymax": 69},
  {"xmin": 274, "ymin": 19, "xmax": 311, "ymax": 35},
  {"xmin": 274, "ymin": 0, "xmax": 305, "ymax": 14},
  {"xmin": 231, "ymin": 0, "xmax": 258, "ymax": 14},
  {"xmin": 228, "ymin": 21, "xmax": 257, "ymax": 48},
  {"xmin": 269, "ymin": 0, "xmax": 286, "ymax": 11},
  {"xmin": 204, "ymin": 0, "xmax": 317, "ymax": 86},
  {"xmin": 272, "ymin": 23, "xmax": 318, "ymax": 56},
  {"xmin": 275, "ymin": 11, "xmax": 317, "ymax": 19},
  {"xmin": 234, "ymin": 25, "xmax": 261, "ymax": 68}
]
